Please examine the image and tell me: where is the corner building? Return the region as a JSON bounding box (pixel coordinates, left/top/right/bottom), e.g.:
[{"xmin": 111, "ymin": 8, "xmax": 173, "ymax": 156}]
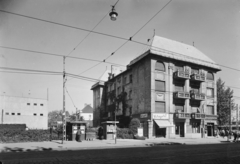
[{"xmin": 92, "ymin": 36, "xmax": 221, "ymax": 138}]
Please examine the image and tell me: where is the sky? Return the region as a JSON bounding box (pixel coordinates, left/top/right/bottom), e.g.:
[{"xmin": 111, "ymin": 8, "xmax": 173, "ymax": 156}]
[{"xmin": 0, "ymin": 0, "xmax": 240, "ymax": 114}]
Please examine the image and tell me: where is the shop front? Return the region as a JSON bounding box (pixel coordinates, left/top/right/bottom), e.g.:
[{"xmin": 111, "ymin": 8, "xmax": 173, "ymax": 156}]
[
  {"xmin": 204, "ymin": 115, "xmax": 218, "ymax": 137},
  {"xmin": 152, "ymin": 113, "xmax": 174, "ymax": 138}
]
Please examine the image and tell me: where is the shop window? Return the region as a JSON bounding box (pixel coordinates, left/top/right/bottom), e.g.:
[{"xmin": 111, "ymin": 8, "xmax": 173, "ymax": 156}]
[
  {"xmin": 155, "ymin": 61, "xmax": 165, "ymax": 72},
  {"xmin": 207, "ymin": 88, "xmax": 214, "ymax": 98},
  {"xmin": 40, "ymin": 104, "xmax": 44, "ymax": 106},
  {"xmin": 27, "ymin": 103, "xmax": 30, "ymax": 105},
  {"xmin": 191, "ymin": 121, "xmax": 201, "ymax": 133},
  {"xmin": 5, "ymin": 112, "xmax": 9, "ymax": 115},
  {"xmin": 155, "ymin": 101, "xmax": 165, "ymax": 113},
  {"xmin": 34, "ymin": 103, "xmax": 37, "ymax": 106},
  {"xmin": 206, "ymin": 105, "xmax": 214, "ymax": 115},
  {"xmin": 33, "ymin": 113, "xmax": 37, "ymax": 116},
  {"xmin": 207, "ymin": 72, "xmax": 214, "ymax": 81},
  {"xmin": 155, "ymin": 80, "xmax": 165, "ymax": 92},
  {"xmin": 40, "ymin": 114, "xmax": 43, "ymax": 116},
  {"xmin": 12, "ymin": 113, "xmax": 15, "ymax": 115},
  {"xmin": 17, "ymin": 113, "xmax": 21, "ymax": 115}
]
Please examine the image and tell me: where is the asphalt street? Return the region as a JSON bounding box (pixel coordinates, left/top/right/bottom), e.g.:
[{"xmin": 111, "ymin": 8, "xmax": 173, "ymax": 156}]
[{"xmin": 1, "ymin": 142, "xmax": 240, "ymax": 164}]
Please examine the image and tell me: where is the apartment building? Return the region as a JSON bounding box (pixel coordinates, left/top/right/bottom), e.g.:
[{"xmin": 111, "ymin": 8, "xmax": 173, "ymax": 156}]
[{"xmin": 92, "ymin": 36, "xmax": 221, "ymax": 138}]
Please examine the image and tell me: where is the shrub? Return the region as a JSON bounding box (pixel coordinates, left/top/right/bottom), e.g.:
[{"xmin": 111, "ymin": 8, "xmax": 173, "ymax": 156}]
[
  {"xmin": 0, "ymin": 124, "xmax": 26, "ymax": 131},
  {"xmin": 129, "ymin": 118, "xmax": 140, "ymax": 135},
  {"xmin": 117, "ymin": 128, "xmax": 134, "ymax": 139}
]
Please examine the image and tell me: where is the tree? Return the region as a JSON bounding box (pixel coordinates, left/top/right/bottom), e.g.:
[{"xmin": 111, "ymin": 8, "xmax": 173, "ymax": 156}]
[
  {"xmin": 48, "ymin": 110, "xmax": 70, "ymax": 127},
  {"xmin": 217, "ymin": 78, "xmax": 234, "ymax": 126},
  {"xmin": 129, "ymin": 118, "xmax": 140, "ymax": 135}
]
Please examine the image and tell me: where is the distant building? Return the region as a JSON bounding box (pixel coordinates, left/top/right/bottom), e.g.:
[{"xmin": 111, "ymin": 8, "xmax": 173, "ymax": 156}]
[
  {"xmin": 79, "ymin": 105, "xmax": 93, "ymax": 127},
  {"xmin": 92, "ymin": 35, "xmax": 221, "ymax": 138},
  {"xmin": 0, "ymin": 95, "xmax": 48, "ymax": 129}
]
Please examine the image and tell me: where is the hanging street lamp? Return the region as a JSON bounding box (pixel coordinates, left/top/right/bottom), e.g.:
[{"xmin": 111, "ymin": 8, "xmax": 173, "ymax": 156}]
[{"xmin": 109, "ymin": 6, "xmax": 118, "ymax": 21}]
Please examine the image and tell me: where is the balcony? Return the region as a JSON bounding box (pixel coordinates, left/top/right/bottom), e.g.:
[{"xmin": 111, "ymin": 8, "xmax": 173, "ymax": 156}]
[
  {"xmin": 205, "ymin": 115, "xmax": 218, "ymax": 120},
  {"xmin": 174, "ymin": 91, "xmax": 190, "ymax": 99},
  {"xmin": 191, "ymin": 113, "xmax": 205, "ymax": 119},
  {"xmin": 190, "ymin": 90, "xmax": 205, "ymax": 101},
  {"xmin": 190, "ymin": 74, "xmax": 205, "ymax": 82},
  {"xmin": 174, "ymin": 71, "xmax": 190, "ymax": 79},
  {"xmin": 175, "ymin": 112, "xmax": 191, "ymax": 119}
]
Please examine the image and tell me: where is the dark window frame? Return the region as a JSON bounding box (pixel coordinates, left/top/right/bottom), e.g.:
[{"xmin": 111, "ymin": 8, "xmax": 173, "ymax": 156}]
[
  {"xmin": 155, "ymin": 101, "xmax": 166, "ymax": 113},
  {"xmin": 155, "ymin": 80, "xmax": 165, "ymax": 92},
  {"xmin": 155, "ymin": 61, "xmax": 165, "ymax": 72}
]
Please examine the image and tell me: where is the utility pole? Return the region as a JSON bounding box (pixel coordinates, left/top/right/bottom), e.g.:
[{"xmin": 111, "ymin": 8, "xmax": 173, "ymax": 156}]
[
  {"xmin": 236, "ymin": 104, "xmax": 239, "ymax": 131},
  {"xmin": 62, "ymin": 56, "xmax": 67, "ymax": 144},
  {"xmin": 229, "ymin": 96, "xmax": 232, "ymax": 133}
]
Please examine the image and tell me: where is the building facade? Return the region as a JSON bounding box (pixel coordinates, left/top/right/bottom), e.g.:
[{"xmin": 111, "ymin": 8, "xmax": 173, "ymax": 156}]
[
  {"xmin": 92, "ymin": 36, "xmax": 221, "ymax": 138},
  {"xmin": 0, "ymin": 95, "xmax": 48, "ymax": 129}
]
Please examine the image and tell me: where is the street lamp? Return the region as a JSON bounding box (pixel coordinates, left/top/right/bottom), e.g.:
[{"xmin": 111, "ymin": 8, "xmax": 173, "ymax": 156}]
[{"xmin": 109, "ymin": 6, "xmax": 118, "ymax": 21}]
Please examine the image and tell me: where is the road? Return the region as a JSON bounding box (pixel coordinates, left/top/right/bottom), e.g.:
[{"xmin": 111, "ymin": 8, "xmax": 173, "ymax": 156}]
[{"xmin": 1, "ymin": 143, "xmax": 240, "ymax": 164}]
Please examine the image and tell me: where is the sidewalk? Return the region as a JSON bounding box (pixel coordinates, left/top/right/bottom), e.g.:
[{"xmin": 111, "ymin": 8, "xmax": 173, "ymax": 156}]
[{"xmin": 0, "ymin": 137, "xmax": 235, "ymax": 153}]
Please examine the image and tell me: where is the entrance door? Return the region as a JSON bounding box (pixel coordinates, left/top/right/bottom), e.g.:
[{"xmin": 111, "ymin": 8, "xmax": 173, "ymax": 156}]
[
  {"xmin": 207, "ymin": 123, "xmax": 213, "ymax": 136},
  {"xmin": 156, "ymin": 128, "xmax": 166, "ymax": 138},
  {"xmin": 175, "ymin": 122, "xmax": 185, "ymax": 137}
]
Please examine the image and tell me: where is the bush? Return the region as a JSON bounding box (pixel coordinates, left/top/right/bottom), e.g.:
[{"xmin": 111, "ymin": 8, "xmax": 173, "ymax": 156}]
[
  {"xmin": 0, "ymin": 129, "xmax": 62, "ymax": 143},
  {"xmin": 129, "ymin": 118, "xmax": 140, "ymax": 135},
  {"xmin": 0, "ymin": 124, "xmax": 26, "ymax": 131},
  {"xmin": 117, "ymin": 128, "xmax": 134, "ymax": 139}
]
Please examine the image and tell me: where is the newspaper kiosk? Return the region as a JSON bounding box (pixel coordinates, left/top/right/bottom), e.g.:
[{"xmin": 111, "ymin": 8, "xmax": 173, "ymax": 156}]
[
  {"xmin": 101, "ymin": 121, "xmax": 119, "ymax": 140},
  {"xmin": 66, "ymin": 121, "xmax": 87, "ymax": 141}
]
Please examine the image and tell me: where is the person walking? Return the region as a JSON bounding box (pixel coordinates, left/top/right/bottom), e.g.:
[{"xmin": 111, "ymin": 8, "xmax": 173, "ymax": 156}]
[{"xmin": 49, "ymin": 126, "xmax": 53, "ymax": 141}]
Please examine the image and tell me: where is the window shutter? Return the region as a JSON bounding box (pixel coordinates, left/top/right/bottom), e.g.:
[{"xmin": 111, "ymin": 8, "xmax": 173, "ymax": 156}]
[
  {"xmin": 155, "ymin": 102, "xmax": 165, "ymax": 113},
  {"xmin": 155, "ymin": 81, "xmax": 165, "ymax": 91},
  {"xmin": 155, "ymin": 62, "xmax": 165, "ymax": 71}
]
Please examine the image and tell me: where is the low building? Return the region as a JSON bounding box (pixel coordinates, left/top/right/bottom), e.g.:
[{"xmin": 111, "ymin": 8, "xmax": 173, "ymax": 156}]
[
  {"xmin": 79, "ymin": 105, "xmax": 93, "ymax": 127},
  {"xmin": 0, "ymin": 95, "xmax": 48, "ymax": 129},
  {"xmin": 92, "ymin": 36, "xmax": 221, "ymax": 138}
]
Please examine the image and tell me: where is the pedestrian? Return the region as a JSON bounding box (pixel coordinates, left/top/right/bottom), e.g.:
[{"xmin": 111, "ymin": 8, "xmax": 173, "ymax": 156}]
[
  {"xmin": 233, "ymin": 131, "xmax": 237, "ymax": 142},
  {"xmin": 76, "ymin": 127, "xmax": 82, "ymax": 142},
  {"xmin": 98, "ymin": 126, "xmax": 103, "ymax": 140},
  {"xmin": 49, "ymin": 126, "xmax": 53, "ymax": 141}
]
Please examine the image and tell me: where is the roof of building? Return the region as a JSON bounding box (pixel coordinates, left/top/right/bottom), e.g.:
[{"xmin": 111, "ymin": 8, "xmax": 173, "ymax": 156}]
[
  {"xmin": 81, "ymin": 105, "xmax": 93, "ymax": 113},
  {"xmin": 130, "ymin": 36, "xmax": 221, "ymax": 70}
]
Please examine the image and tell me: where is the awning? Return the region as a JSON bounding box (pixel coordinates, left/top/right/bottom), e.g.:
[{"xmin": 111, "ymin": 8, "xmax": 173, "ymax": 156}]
[{"xmin": 154, "ymin": 120, "xmax": 174, "ymax": 127}]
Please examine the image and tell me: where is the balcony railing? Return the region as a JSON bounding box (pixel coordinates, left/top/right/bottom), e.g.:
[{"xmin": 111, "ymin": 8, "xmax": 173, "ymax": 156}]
[
  {"xmin": 190, "ymin": 74, "xmax": 205, "ymax": 82},
  {"xmin": 174, "ymin": 71, "xmax": 190, "ymax": 79},
  {"xmin": 190, "ymin": 90, "xmax": 205, "ymax": 101},
  {"xmin": 175, "ymin": 112, "xmax": 191, "ymax": 119},
  {"xmin": 191, "ymin": 113, "xmax": 205, "ymax": 119},
  {"xmin": 174, "ymin": 91, "xmax": 190, "ymax": 99},
  {"xmin": 205, "ymin": 114, "xmax": 218, "ymax": 120}
]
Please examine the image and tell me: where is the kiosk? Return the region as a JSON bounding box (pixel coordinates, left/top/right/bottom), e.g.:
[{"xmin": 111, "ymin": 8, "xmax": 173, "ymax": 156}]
[
  {"xmin": 101, "ymin": 121, "xmax": 119, "ymax": 140},
  {"xmin": 66, "ymin": 121, "xmax": 87, "ymax": 141}
]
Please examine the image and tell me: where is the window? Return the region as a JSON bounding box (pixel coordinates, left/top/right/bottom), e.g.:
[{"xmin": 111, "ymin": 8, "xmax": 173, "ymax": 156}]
[
  {"xmin": 207, "ymin": 72, "xmax": 214, "ymax": 81},
  {"xmin": 34, "ymin": 103, "xmax": 37, "ymax": 106},
  {"xmin": 155, "ymin": 102, "xmax": 165, "ymax": 113},
  {"xmin": 129, "ymin": 90, "xmax": 132, "ymax": 99},
  {"xmin": 206, "ymin": 105, "xmax": 214, "ymax": 115},
  {"xmin": 175, "ymin": 65, "xmax": 184, "ymax": 72},
  {"xmin": 27, "ymin": 103, "xmax": 30, "ymax": 105},
  {"xmin": 40, "ymin": 114, "xmax": 43, "ymax": 116},
  {"xmin": 207, "ymin": 88, "xmax": 214, "ymax": 98},
  {"xmin": 191, "ymin": 68, "xmax": 199, "ymax": 74},
  {"xmin": 33, "ymin": 113, "xmax": 37, "ymax": 116},
  {"xmin": 117, "ymin": 87, "xmax": 121, "ymax": 95},
  {"xmin": 123, "ymin": 76, "xmax": 127, "ymax": 85},
  {"xmin": 12, "ymin": 113, "xmax": 15, "ymax": 115},
  {"xmin": 155, "ymin": 80, "xmax": 165, "ymax": 91},
  {"xmin": 129, "ymin": 74, "xmax": 132, "ymax": 83},
  {"xmin": 40, "ymin": 104, "xmax": 44, "ymax": 106},
  {"xmin": 5, "ymin": 112, "xmax": 9, "ymax": 115},
  {"xmin": 155, "ymin": 61, "xmax": 165, "ymax": 71},
  {"xmin": 17, "ymin": 113, "xmax": 21, "ymax": 115},
  {"xmin": 175, "ymin": 104, "xmax": 184, "ymax": 113},
  {"xmin": 174, "ymin": 80, "xmax": 184, "ymax": 92},
  {"xmin": 190, "ymin": 82, "xmax": 200, "ymax": 93}
]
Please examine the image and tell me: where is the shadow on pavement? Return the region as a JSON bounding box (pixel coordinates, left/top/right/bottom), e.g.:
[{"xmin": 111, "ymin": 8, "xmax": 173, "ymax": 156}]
[
  {"xmin": 2, "ymin": 146, "xmax": 52, "ymax": 153},
  {"xmin": 146, "ymin": 142, "xmax": 184, "ymax": 146}
]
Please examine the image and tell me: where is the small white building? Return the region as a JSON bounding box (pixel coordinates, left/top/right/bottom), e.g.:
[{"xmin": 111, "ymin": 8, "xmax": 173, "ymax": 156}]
[
  {"xmin": 0, "ymin": 95, "xmax": 48, "ymax": 129},
  {"xmin": 79, "ymin": 105, "xmax": 93, "ymax": 126}
]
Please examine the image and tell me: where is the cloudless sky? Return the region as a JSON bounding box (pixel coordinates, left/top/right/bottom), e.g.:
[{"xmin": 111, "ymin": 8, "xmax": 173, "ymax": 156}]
[{"xmin": 0, "ymin": 0, "xmax": 240, "ymax": 114}]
